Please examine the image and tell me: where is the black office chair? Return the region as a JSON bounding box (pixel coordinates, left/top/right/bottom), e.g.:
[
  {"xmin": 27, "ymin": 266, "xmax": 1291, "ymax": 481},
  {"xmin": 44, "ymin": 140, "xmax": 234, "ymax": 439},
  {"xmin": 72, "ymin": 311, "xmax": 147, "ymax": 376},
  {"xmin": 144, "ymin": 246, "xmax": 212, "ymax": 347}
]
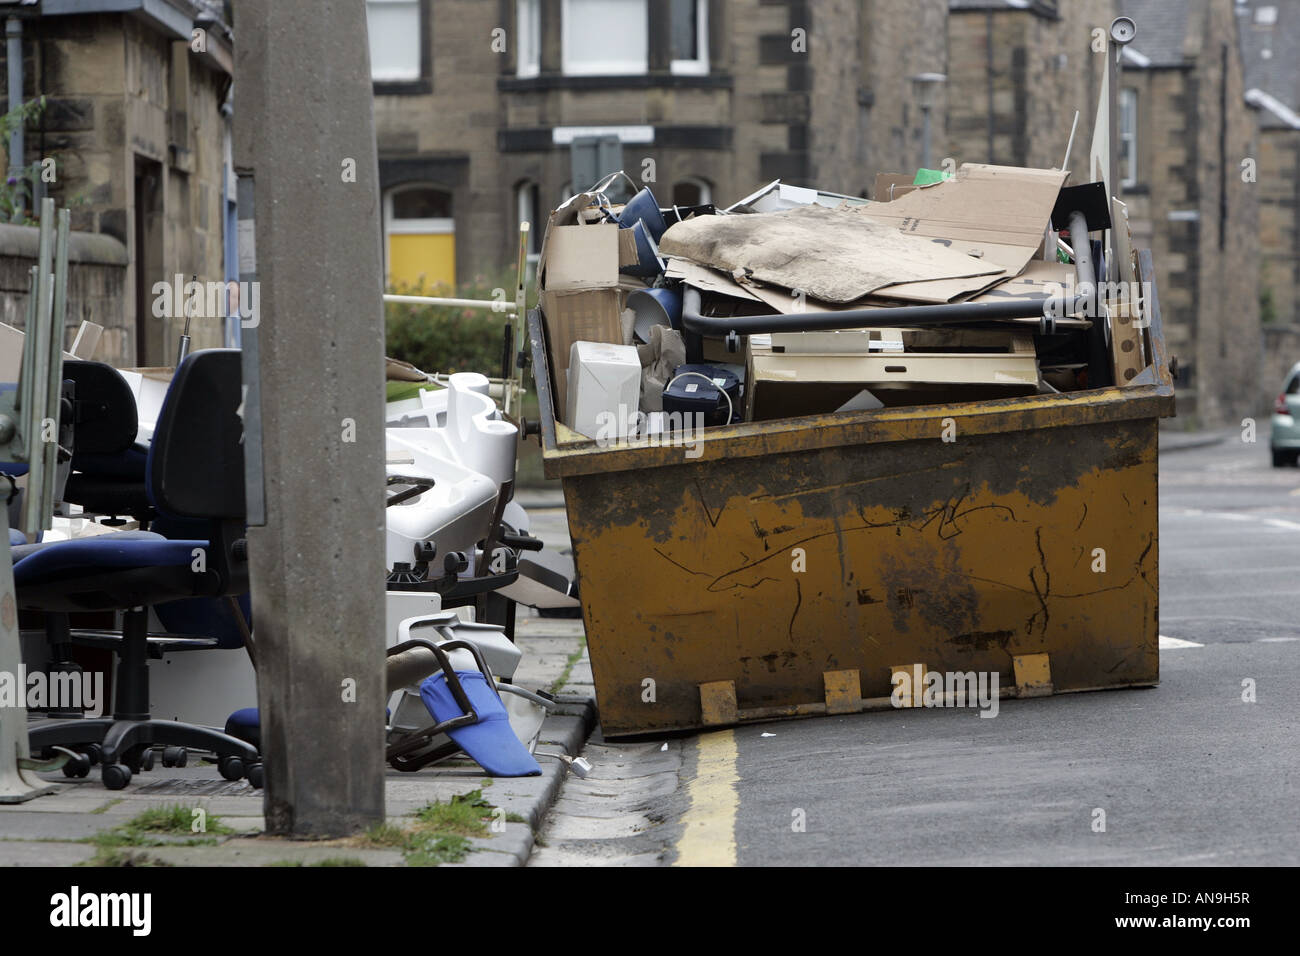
[{"xmin": 16, "ymin": 350, "xmax": 262, "ymax": 790}]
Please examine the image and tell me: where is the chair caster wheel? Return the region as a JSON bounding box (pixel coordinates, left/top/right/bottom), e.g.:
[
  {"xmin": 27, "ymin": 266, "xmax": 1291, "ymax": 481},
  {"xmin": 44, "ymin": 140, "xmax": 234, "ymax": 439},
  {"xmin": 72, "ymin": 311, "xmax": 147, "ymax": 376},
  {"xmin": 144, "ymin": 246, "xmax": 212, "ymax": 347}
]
[
  {"xmin": 161, "ymin": 747, "xmax": 188, "ymax": 768},
  {"xmin": 85, "ymin": 744, "xmax": 104, "ymax": 766},
  {"xmin": 246, "ymin": 763, "xmax": 264, "ymax": 789},
  {"xmin": 124, "ymin": 747, "xmax": 154, "ymax": 774},
  {"xmin": 62, "ymin": 753, "xmax": 92, "ymax": 779},
  {"xmin": 218, "ymin": 756, "xmax": 245, "ymax": 781},
  {"xmin": 102, "ymin": 764, "xmax": 132, "ymax": 790}
]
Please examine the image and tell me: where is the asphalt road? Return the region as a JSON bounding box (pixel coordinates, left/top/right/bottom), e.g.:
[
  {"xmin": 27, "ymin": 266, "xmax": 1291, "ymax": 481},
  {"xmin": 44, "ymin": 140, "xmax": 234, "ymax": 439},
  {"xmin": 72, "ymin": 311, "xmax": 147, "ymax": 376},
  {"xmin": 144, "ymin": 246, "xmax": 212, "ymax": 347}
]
[{"xmin": 664, "ymin": 436, "xmax": 1300, "ymax": 866}]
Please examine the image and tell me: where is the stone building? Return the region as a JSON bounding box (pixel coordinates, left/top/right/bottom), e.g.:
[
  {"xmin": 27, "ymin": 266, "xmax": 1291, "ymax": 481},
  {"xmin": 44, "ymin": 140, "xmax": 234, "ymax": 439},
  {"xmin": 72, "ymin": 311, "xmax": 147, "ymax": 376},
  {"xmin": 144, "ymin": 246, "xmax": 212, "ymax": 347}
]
[
  {"xmin": 1114, "ymin": 0, "xmax": 1262, "ymax": 425},
  {"xmin": 1237, "ymin": 0, "xmax": 1300, "ymax": 397},
  {"xmin": 1, "ymin": 0, "xmax": 235, "ymax": 367},
  {"xmin": 367, "ymin": 0, "xmax": 948, "ymax": 291},
  {"xmin": 947, "ymin": 0, "xmax": 1115, "ymax": 171},
  {"xmin": 948, "ymin": 0, "xmax": 1263, "ymax": 425}
]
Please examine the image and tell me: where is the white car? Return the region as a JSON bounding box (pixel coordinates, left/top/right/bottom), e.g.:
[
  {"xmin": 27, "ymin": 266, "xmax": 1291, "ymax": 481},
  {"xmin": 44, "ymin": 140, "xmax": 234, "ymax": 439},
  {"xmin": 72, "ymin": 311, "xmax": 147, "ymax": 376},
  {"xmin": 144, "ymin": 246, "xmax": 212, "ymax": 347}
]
[{"xmin": 1271, "ymin": 361, "xmax": 1300, "ymax": 467}]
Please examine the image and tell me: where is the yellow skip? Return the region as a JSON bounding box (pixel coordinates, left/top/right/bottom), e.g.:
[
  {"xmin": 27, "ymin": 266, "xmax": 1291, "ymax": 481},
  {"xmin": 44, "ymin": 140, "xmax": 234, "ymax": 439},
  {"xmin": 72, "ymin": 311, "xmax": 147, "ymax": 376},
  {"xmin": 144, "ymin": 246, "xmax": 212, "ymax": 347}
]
[{"xmin": 673, "ymin": 729, "xmax": 738, "ymax": 867}]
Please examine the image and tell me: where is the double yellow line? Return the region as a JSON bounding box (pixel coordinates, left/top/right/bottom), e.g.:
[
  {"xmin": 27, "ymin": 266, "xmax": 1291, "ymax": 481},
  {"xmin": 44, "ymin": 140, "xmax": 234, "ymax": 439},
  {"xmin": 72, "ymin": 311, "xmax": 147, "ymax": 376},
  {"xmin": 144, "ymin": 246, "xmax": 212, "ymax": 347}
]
[{"xmin": 672, "ymin": 729, "xmax": 739, "ymax": 867}]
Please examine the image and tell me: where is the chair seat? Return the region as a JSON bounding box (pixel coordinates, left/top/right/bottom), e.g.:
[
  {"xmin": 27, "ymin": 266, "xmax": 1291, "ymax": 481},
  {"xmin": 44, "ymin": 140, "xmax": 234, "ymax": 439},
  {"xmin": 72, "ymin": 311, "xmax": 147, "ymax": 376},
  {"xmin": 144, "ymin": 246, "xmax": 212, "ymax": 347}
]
[
  {"xmin": 13, "ymin": 533, "xmax": 207, "ymax": 586},
  {"xmin": 8, "ymin": 529, "xmax": 159, "ymax": 564}
]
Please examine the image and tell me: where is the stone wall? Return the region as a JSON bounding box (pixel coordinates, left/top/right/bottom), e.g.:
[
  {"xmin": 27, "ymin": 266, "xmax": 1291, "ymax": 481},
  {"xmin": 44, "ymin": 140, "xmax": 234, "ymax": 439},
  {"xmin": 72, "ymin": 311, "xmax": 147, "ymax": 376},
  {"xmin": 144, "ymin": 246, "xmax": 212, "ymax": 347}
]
[
  {"xmin": 1262, "ymin": 324, "xmax": 1300, "ymax": 397},
  {"xmin": 3, "ymin": 12, "xmax": 232, "ymax": 366},
  {"xmin": 1121, "ymin": 66, "xmax": 1198, "ymax": 402},
  {"xmin": 812, "ymin": 0, "xmax": 949, "ymax": 194},
  {"xmin": 947, "ymin": 3, "xmax": 1116, "ymax": 170},
  {"xmin": 0, "ymin": 224, "xmax": 130, "ymax": 366},
  {"xmin": 1256, "ymin": 128, "xmax": 1300, "ymax": 328},
  {"xmin": 1191, "ymin": 0, "xmax": 1263, "ymax": 425}
]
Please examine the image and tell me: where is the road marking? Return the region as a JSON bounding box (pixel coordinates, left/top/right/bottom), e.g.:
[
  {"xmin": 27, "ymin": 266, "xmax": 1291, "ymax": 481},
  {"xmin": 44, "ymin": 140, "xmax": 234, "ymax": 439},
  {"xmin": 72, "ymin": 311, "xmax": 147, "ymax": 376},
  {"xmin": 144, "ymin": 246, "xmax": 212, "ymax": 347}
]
[
  {"xmin": 1258, "ymin": 637, "xmax": 1300, "ymax": 643},
  {"xmin": 674, "ymin": 729, "xmax": 738, "ymax": 867},
  {"xmin": 1164, "ymin": 507, "xmax": 1300, "ymax": 531},
  {"xmin": 1162, "ymin": 590, "xmax": 1298, "ymax": 601},
  {"xmin": 1159, "ymin": 635, "xmax": 1204, "ymax": 649}
]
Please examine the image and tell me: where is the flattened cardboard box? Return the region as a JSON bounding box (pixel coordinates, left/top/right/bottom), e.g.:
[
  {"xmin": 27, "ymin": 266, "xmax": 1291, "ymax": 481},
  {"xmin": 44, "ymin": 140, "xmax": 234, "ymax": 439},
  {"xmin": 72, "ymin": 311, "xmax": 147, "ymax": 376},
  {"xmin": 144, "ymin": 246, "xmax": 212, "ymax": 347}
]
[
  {"xmin": 659, "ymin": 203, "xmax": 1003, "ymax": 304},
  {"xmin": 862, "ymin": 163, "xmax": 1069, "ymax": 303}
]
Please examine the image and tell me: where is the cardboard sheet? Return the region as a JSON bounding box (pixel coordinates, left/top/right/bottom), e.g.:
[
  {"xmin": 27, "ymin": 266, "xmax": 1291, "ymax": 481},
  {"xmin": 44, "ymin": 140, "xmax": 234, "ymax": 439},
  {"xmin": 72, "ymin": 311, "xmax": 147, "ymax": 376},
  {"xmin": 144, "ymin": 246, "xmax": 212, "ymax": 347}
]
[
  {"xmin": 659, "ymin": 204, "xmax": 1003, "ymax": 304},
  {"xmin": 862, "ymin": 163, "xmax": 1069, "ymax": 302},
  {"xmin": 872, "ymin": 173, "xmax": 943, "ymax": 203},
  {"xmin": 969, "ymin": 259, "xmax": 1076, "ymax": 302},
  {"xmin": 664, "ymin": 256, "xmax": 763, "ymax": 303}
]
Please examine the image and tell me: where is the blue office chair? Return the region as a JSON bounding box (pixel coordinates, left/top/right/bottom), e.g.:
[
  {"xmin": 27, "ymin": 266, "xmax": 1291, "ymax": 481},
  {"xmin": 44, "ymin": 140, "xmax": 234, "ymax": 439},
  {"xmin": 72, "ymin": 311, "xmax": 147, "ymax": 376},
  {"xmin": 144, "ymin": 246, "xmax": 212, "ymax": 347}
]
[{"xmin": 16, "ymin": 349, "xmax": 262, "ymax": 790}]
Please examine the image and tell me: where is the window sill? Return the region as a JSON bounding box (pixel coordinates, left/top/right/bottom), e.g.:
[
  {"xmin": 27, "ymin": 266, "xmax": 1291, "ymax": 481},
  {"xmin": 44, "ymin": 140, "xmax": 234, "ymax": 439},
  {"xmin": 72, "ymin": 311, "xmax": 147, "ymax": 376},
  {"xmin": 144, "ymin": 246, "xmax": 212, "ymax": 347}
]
[
  {"xmin": 374, "ymin": 78, "xmax": 433, "ymax": 96},
  {"xmin": 498, "ymin": 72, "xmax": 732, "ymax": 92}
]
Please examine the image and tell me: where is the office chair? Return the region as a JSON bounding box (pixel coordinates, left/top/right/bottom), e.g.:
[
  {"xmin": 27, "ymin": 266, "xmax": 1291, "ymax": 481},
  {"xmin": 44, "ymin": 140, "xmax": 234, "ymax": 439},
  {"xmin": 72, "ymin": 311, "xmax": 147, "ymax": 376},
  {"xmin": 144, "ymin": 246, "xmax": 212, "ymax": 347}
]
[{"xmin": 15, "ymin": 350, "xmax": 262, "ymax": 790}]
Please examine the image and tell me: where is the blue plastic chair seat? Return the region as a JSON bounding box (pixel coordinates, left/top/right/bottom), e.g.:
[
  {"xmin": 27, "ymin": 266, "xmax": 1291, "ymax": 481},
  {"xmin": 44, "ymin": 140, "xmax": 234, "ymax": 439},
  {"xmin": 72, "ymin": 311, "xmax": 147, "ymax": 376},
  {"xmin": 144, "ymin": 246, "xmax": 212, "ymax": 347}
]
[
  {"xmin": 420, "ymin": 670, "xmax": 541, "ymax": 777},
  {"xmin": 12, "ymin": 534, "xmax": 207, "ymax": 586}
]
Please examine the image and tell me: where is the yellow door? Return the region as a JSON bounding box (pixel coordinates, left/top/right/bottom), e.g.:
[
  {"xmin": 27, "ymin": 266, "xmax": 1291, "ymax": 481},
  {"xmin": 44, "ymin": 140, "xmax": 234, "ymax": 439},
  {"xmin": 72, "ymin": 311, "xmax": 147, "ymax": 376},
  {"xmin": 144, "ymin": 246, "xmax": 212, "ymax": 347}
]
[{"xmin": 387, "ymin": 232, "xmax": 456, "ymax": 293}]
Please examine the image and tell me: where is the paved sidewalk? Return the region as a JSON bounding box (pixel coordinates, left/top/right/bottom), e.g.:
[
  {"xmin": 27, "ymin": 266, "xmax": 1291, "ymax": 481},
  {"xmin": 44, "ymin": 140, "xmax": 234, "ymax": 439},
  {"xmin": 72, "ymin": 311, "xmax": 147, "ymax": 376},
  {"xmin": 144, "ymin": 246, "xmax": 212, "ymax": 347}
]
[
  {"xmin": 0, "ymin": 550, "xmax": 595, "ymax": 867},
  {"xmin": 1158, "ymin": 425, "xmax": 1238, "ymax": 454}
]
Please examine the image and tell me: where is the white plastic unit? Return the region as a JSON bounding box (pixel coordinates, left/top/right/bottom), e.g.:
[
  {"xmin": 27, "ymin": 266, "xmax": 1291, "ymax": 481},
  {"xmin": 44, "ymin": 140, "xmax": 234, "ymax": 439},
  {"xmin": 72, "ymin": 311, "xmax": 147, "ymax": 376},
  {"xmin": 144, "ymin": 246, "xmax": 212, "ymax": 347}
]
[
  {"xmin": 395, "ymin": 612, "xmax": 522, "ymax": 680},
  {"xmin": 565, "ymin": 341, "xmax": 641, "ymax": 440},
  {"xmin": 384, "ymin": 373, "xmax": 519, "ymax": 570}
]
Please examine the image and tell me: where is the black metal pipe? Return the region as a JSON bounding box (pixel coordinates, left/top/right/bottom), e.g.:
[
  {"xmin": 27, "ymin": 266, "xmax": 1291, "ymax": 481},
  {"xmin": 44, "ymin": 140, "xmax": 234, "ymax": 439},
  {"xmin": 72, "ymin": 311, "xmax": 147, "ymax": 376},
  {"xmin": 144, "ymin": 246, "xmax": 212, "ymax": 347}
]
[{"xmin": 680, "ymin": 286, "xmax": 1087, "ymax": 336}]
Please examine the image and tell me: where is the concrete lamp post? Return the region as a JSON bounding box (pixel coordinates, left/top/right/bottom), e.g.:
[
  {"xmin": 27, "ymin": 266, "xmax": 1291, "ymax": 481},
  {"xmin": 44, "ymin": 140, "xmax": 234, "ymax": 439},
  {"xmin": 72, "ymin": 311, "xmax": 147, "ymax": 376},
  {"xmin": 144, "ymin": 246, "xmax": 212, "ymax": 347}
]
[{"xmin": 911, "ymin": 72, "xmax": 946, "ymax": 171}]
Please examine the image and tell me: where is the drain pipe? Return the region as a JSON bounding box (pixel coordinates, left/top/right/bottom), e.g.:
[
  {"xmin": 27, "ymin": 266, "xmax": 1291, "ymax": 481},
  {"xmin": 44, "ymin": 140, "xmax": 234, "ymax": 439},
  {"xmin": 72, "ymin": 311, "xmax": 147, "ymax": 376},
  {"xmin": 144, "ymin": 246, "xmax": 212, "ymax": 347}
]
[{"xmin": 6, "ymin": 17, "xmax": 22, "ymax": 223}]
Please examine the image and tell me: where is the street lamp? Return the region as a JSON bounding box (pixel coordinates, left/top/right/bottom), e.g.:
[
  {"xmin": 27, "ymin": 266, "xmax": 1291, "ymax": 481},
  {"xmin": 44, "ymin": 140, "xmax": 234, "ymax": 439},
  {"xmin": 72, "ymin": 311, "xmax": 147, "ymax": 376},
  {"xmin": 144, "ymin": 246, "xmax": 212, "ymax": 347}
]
[{"xmin": 911, "ymin": 72, "xmax": 946, "ymax": 170}]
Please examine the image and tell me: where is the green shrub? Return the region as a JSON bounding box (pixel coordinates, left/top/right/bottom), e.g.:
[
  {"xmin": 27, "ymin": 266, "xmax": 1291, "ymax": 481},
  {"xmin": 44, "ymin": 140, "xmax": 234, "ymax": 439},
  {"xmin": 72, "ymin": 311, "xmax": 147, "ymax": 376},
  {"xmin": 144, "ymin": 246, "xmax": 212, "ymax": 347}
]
[{"xmin": 384, "ymin": 267, "xmax": 537, "ymax": 376}]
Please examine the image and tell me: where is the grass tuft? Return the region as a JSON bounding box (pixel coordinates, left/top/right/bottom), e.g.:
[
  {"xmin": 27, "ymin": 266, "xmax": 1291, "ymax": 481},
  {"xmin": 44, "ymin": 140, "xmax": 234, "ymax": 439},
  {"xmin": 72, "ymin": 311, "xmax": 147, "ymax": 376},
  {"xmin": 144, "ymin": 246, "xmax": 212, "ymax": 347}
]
[
  {"xmin": 549, "ymin": 637, "xmax": 588, "ymax": 694},
  {"xmin": 354, "ymin": 788, "xmax": 504, "ymax": 866},
  {"xmin": 84, "ymin": 804, "xmax": 232, "ymax": 862}
]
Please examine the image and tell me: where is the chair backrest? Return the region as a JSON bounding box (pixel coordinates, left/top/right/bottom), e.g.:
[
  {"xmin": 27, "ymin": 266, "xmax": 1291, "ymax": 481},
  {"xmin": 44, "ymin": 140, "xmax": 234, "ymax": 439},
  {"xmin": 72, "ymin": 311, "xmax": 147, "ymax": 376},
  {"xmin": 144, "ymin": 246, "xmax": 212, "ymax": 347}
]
[
  {"xmin": 147, "ymin": 349, "xmax": 246, "ymax": 521},
  {"xmin": 63, "ymin": 360, "xmax": 138, "ymax": 458}
]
